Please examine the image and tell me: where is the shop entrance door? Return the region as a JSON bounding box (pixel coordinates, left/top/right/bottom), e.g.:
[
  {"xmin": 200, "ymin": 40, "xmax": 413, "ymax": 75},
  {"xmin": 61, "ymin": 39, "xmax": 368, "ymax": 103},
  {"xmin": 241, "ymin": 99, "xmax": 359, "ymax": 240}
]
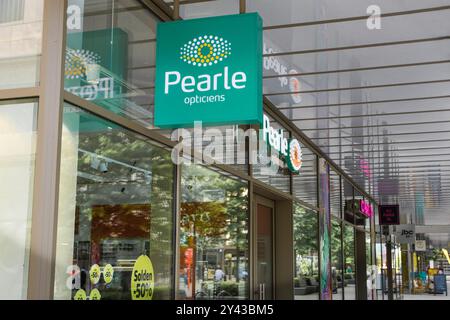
[{"xmin": 254, "ymin": 195, "xmax": 274, "ymax": 300}]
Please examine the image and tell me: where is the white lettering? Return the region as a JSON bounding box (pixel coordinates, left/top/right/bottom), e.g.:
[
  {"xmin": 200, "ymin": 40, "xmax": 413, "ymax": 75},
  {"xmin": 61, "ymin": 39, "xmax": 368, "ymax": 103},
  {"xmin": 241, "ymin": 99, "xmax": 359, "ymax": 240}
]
[
  {"xmin": 197, "ymin": 74, "xmax": 211, "ymax": 92},
  {"xmin": 67, "ymin": 5, "xmax": 81, "ymax": 30},
  {"xmin": 213, "ymin": 73, "xmax": 223, "ymax": 90},
  {"xmin": 163, "ymin": 67, "xmax": 247, "ymax": 94},
  {"xmin": 262, "ymin": 113, "xmax": 288, "ymax": 156},
  {"xmin": 165, "ymin": 71, "xmax": 181, "ymax": 94},
  {"xmin": 224, "ymin": 66, "xmax": 230, "ymax": 90},
  {"xmin": 232, "ymin": 72, "xmax": 246, "ymax": 89},
  {"xmin": 181, "ymin": 75, "xmax": 195, "ymax": 92},
  {"xmin": 367, "ymin": 5, "xmax": 381, "ymax": 30}
]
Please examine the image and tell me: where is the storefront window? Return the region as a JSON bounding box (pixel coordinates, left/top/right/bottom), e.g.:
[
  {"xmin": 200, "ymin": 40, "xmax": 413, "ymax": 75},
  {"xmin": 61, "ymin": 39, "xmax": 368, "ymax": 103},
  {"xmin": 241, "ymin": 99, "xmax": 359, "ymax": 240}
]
[
  {"xmin": 0, "ymin": 0, "xmax": 44, "ymax": 89},
  {"xmin": 64, "ymin": 0, "xmax": 158, "ymax": 127},
  {"xmin": 293, "ymin": 203, "xmax": 319, "ymax": 300},
  {"xmin": 54, "ymin": 103, "xmax": 174, "ymax": 300},
  {"xmin": 331, "ymin": 219, "xmax": 343, "ymax": 300},
  {"xmin": 375, "ymin": 237, "xmax": 384, "ymax": 300},
  {"xmin": 0, "ymin": 99, "xmax": 37, "ymax": 299},
  {"xmin": 366, "ymin": 232, "xmax": 374, "ymax": 300},
  {"xmin": 343, "ymin": 224, "xmax": 356, "ymax": 300},
  {"xmin": 179, "ymin": 164, "xmax": 249, "ymax": 300}
]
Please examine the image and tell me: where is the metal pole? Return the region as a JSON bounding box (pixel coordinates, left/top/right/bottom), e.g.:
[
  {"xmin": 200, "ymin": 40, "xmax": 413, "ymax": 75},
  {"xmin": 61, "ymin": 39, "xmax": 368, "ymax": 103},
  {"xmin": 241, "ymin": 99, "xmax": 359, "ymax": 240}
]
[
  {"xmin": 173, "ymin": 0, "xmax": 180, "ymax": 20},
  {"xmin": 386, "ymin": 237, "xmax": 394, "ymax": 300},
  {"xmin": 240, "ymin": 0, "xmax": 246, "ymax": 14},
  {"xmin": 27, "ymin": 0, "xmax": 67, "ymax": 299}
]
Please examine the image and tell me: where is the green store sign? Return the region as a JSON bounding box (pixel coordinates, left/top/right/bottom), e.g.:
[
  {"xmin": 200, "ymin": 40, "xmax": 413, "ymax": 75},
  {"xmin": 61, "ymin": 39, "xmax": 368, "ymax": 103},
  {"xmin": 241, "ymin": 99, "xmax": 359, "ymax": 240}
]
[
  {"xmin": 262, "ymin": 114, "xmax": 303, "ymax": 174},
  {"xmin": 155, "ymin": 13, "xmax": 263, "ymax": 128}
]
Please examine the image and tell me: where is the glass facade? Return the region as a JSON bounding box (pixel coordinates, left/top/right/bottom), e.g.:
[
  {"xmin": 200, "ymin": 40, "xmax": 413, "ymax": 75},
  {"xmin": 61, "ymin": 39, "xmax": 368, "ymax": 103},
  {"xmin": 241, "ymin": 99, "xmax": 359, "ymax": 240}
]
[
  {"xmin": 293, "ymin": 203, "xmax": 319, "ymax": 300},
  {"xmin": 0, "ymin": 0, "xmax": 381, "ymax": 301},
  {"xmin": 64, "ymin": 0, "xmax": 158, "ymax": 128},
  {"xmin": 0, "ymin": 99, "xmax": 37, "ymax": 299},
  {"xmin": 292, "ymin": 145, "xmax": 317, "ymax": 206},
  {"xmin": 54, "ymin": 104, "xmax": 174, "ymax": 300},
  {"xmin": 179, "ymin": 164, "xmax": 249, "ymax": 300},
  {"xmin": 343, "ymin": 224, "xmax": 356, "ymax": 300},
  {"xmin": 331, "ymin": 218, "xmax": 343, "ymax": 300}
]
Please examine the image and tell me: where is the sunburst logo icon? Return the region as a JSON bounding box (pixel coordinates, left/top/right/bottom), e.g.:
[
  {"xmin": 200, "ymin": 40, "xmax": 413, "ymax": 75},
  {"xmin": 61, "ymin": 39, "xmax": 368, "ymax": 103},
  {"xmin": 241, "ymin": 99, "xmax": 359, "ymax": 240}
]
[
  {"xmin": 287, "ymin": 139, "xmax": 303, "ymax": 173},
  {"xmin": 180, "ymin": 35, "xmax": 231, "ymax": 67},
  {"xmin": 65, "ymin": 48, "xmax": 101, "ymax": 79}
]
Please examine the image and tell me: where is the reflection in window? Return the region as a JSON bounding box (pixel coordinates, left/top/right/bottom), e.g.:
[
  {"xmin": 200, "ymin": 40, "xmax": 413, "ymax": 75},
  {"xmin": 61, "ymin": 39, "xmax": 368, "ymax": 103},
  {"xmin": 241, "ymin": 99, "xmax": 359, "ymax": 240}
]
[
  {"xmin": 366, "ymin": 232, "xmax": 374, "ymax": 300},
  {"xmin": 343, "ymin": 180, "xmax": 354, "ymax": 224},
  {"xmin": 64, "ymin": 0, "xmax": 158, "ymax": 127},
  {"xmin": 54, "ymin": 104, "xmax": 174, "ymax": 300},
  {"xmin": 343, "ymin": 224, "xmax": 356, "ymax": 300},
  {"xmin": 331, "ymin": 219, "xmax": 343, "ymax": 300},
  {"xmin": 179, "ymin": 164, "xmax": 249, "ymax": 300},
  {"xmin": 292, "ymin": 146, "xmax": 317, "ymax": 207},
  {"xmin": 293, "ymin": 203, "xmax": 319, "ymax": 300},
  {"xmin": 0, "ymin": 99, "xmax": 37, "ymax": 299}
]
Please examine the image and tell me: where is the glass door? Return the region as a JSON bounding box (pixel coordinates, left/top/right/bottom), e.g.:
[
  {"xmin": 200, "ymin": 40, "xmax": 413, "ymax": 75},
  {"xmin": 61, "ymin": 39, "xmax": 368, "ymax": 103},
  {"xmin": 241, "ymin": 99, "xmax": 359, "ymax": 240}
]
[{"xmin": 254, "ymin": 196, "xmax": 274, "ymax": 300}]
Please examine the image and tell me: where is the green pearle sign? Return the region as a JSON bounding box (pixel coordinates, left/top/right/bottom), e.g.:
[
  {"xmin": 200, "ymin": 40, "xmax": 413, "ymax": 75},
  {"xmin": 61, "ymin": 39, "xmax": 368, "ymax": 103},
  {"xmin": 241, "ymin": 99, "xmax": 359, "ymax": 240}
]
[{"xmin": 155, "ymin": 13, "xmax": 263, "ymax": 128}]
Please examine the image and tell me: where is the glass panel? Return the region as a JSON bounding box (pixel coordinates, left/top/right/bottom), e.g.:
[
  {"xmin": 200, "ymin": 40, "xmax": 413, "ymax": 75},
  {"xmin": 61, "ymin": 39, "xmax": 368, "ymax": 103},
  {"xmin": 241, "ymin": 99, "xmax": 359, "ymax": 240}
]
[
  {"xmin": 179, "ymin": 164, "xmax": 249, "ymax": 300},
  {"xmin": 366, "ymin": 232, "xmax": 374, "ymax": 300},
  {"xmin": 292, "ymin": 144, "xmax": 317, "ymax": 206},
  {"xmin": 0, "ymin": 0, "xmax": 44, "ymax": 89},
  {"xmin": 54, "ymin": 103, "xmax": 174, "ymax": 300},
  {"xmin": 262, "ymin": 12, "xmax": 449, "ymax": 59},
  {"xmin": 247, "ymin": 0, "xmax": 450, "ymax": 26},
  {"xmin": 375, "ymin": 231, "xmax": 385, "ymax": 300},
  {"xmin": 330, "ymin": 170, "xmax": 341, "ymax": 217},
  {"xmin": 343, "ymin": 180, "xmax": 354, "ymax": 224},
  {"xmin": 343, "ymin": 224, "xmax": 356, "ymax": 300},
  {"xmin": 293, "ymin": 203, "xmax": 319, "ymax": 300},
  {"xmin": 331, "ymin": 219, "xmax": 343, "ymax": 300},
  {"xmin": 177, "ymin": 0, "xmax": 240, "ymax": 19},
  {"xmin": 256, "ymin": 203, "xmax": 273, "ymax": 300},
  {"xmin": 0, "ymin": 99, "xmax": 37, "ymax": 299},
  {"xmin": 64, "ymin": 0, "xmax": 158, "ymax": 128}
]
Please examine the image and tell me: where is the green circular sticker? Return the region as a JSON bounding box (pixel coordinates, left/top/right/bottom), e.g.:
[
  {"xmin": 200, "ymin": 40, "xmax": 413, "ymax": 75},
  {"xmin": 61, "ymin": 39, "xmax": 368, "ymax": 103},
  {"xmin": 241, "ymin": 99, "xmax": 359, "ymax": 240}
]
[
  {"xmin": 130, "ymin": 255, "xmax": 154, "ymax": 300},
  {"xmin": 103, "ymin": 264, "xmax": 114, "ymax": 284},
  {"xmin": 89, "ymin": 264, "xmax": 101, "ymax": 284},
  {"xmin": 89, "ymin": 288, "xmax": 101, "ymax": 300},
  {"xmin": 74, "ymin": 289, "xmax": 87, "ymax": 300}
]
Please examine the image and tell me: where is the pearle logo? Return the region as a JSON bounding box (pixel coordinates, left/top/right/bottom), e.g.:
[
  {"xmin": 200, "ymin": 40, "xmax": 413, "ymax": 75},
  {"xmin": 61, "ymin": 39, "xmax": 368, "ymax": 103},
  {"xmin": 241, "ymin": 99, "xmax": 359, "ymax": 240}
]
[
  {"xmin": 287, "ymin": 139, "xmax": 303, "ymax": 173},
  {"xmin": 262, "ymin": 114, "xmax": 303, "ymax": 174},
  {"xmin": 65, "ymin": 48, "xmax": 101, "ymax": 79},
  {"xmin": 180, "ymin": 35, "xmax": 231, "ymax": 67}
]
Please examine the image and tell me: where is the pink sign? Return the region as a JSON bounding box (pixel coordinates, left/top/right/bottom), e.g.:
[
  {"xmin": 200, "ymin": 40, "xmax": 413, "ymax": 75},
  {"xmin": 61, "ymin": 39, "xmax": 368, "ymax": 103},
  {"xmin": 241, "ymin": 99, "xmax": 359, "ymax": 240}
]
[{"xmin": 360, "ymin": 200, "xmax": 373, "ymax": 217}]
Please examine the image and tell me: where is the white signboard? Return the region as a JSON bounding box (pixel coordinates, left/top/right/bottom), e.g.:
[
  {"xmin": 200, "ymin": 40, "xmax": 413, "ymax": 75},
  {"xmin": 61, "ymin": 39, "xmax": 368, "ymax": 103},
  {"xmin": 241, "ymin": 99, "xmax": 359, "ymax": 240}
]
[
  {"xmin": 415, "ymin": 240, "xmax": 426, "ymax": 251},
  {"xmin": 395, "ymin": 224, "xmax": 416, "ymax": 244}
]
